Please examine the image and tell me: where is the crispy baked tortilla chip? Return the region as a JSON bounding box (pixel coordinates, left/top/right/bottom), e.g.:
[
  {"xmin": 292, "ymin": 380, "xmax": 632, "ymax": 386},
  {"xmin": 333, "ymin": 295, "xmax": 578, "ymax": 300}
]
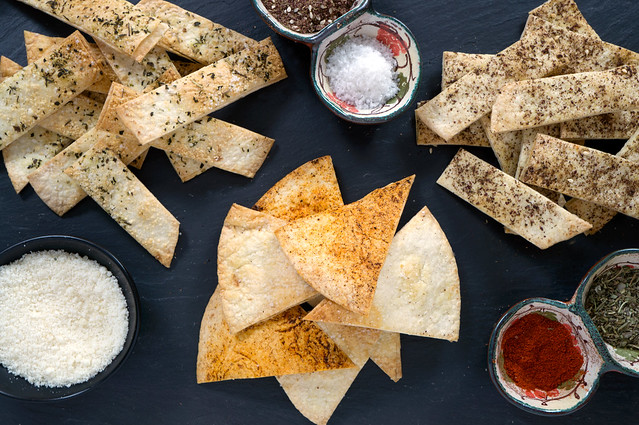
[
  {"xmin": 96, "ymin": 83, "xmax": 140, "ymax": 140},
  {"xmin": 137, "ymin": 0, "xmax": 257, "ymax": 64},
  {"xmin": 165, "ymin": 152, "xmax": 210, "ymax": 182},
  {"xmin": 370, "ymin": 331, "xmax": 402, "ymax": 382},
  {"xmin": 491, "ymin": 66, "xmax": 639, "ymax": 133},
  {"xmin": 196, "ymin": 290, "xmax": 355, "ymax": 383},
  {"xmin": 2, "ymin": 128, "xmax": 72, "ymax": 193},
  {"xmin": 437, "ymin": 149, "xmax": 591, "ymax": 249},
  {"xmin": 515, "ymin": 126, "xmax": 561, "ymax": 180},
  {"xmin": 479, "ymin": 115, "xmax": 522, "ymax": 176},
  {"xmin": 17, "ymin": 0, "xmax": 168, "ymax": 62},
  {"xmin": 217, "ymin": 204, "xmax": 317, "ymax": 334},
  {"xmin": 526, "ymin": 0, "xmax": 599, "ymax": 39},
  {"xmin": 441, "ymin": 51, "xmax": 494, "ymax": 87},
  {"xmin": 129, "ymin": 149, "xmax": 149, "ymax": 170},
  {"xmin": 276, "ymin": 176, "xmax": 414, "ymax": 315},
  {"xmin": 0, "ymin": 56, "xmax": 23, "ymax": 77},
  {"xmin": 564, "ymin": 199, "xmax": 619, "ymax": 236},
  {"xmin": 39, "ymin": 95, "xmax": 103, "ymax": 139},
  {"xmin": 254, "ymin": 156, "xmax": 344, "ymax": 220},
  {"xmin": 173, "ymin": 60, "xmax": 205, "ymax": 77},
  {"xmin": 520, "ymin": 134, "xmax": 639, "ymax": 221},
  {"xmin": 0, "ymin": 31, "xmax": 101, "ymax": 150},
  {"xmin": 116, "ymin": 38, "xmax": 287, "ymax": 144},
  {"xmin": 306, "ymin": 205, "xmax": 461, "ymax": 340},
  {"xmin": 64, "ymin": 146, "xmax": 179, "ymax": 267},
  {"xmin": 560, "ymin": 111, "xmax": 639, "ymax": 140}
]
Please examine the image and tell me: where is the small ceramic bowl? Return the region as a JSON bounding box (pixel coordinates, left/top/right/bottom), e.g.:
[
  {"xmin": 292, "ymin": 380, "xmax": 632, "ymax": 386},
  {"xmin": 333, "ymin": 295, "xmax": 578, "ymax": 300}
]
[
  {"xmin": 488, "ymin": 249, "xmax": 639, "ymax": 415},
  {"xmin": 252, "ymin": 0, "xmax": 421, "ymax": 124},
  {"xmin": 0, "ymin": 235, "xmax": 140, "ymax": 401}
]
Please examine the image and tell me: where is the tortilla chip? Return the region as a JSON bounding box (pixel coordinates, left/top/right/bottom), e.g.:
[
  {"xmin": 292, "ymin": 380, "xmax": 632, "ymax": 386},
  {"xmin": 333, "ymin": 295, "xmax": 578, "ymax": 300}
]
[
  {"xmin": 17, "ymin": 0, "xmax": 169, "ymax": 62},
  {"xmin": 64, "ymin": 146, "xmax": 179, "ymax": 266},
  {"xmin": 276, "ymin": 176, "xmax": 414, "ymax": 315},
  {"xmin": 526, "ymin": 0, "xmax": 599, "ymax": 39},
  {"xmin": 173, "ymin": 60, "xmax": 205, "ymax": 77},
  {"xmin": 479, "ymin": 115, "xmax": 522, "ymax": 176},
  {"xmin": 305, "ymin": 205, "xmax": 461, "ymax": 340},
  {"xmin": 0, "ymin": 31, "xmax": 101, "ymax": 150},
  {"xmin": 491, "ymin": 65, "xmax": 639, "ymax": 133},
  {"xmin": 196, "ymin": 289, "xmax": 355, "ymax": 383},
  {"xmin": 254, "ymin": 156, "xmax": 344, "ymax": 220},
  {"xmin": 2, "ymin": 128, "xmax": 72, "ymax": 193},
  {"xmin": 217, "ymin": 204, "xmax": 317, "ymax": 334},
  {"xmin": 38, "ymin": 95, "xmax": 103, "ymax": 140},
  {"xmin": 165, "ymin": 152, "xmax": 209, "ymax": 182},
  {"xmin": 560, "ymin": 111, "xmax": 639, "ymax": 140},
  {"xmin": 136, "ymin": 0, "xmax": 257, "ymax": 64},
  {"xmin": 437, "ymin": 149, "xmax": 591, "ymax": 249},
  {"xmin": 116, "ymin": 38, "xmax": 287, "ymax": 144},
  {"xmin": 515, "ymin": 126, "xmax": 561, "ymax": 180},
  {"xmin": 0, "ymin": 56, "xmax": 23, "ymax": 77},
  {"xmin": 370, "ymin": 331, "xmax": 402, "ymax": 382}
]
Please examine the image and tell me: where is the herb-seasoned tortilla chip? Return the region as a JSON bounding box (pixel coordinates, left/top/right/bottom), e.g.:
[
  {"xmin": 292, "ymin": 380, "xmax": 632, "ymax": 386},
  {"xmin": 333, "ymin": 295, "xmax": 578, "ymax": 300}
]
[
  {"xmin": 116, "ymin": 38, "xmax": 287, "ymax": 144},
  {"xmin": 64, "ymin": 146, "xmax": 179, "ymax": 267},
  {"xmin": 520, "ymin": 134, "xmax": 639, "ymax": 221},
  {"xmin": 437, "ymin": 149, "xmax": 591, "ymax": 249},
  {"xmin": 560, "ymin": 111, "xmax": 639, "ymax": 140},
  {"xmin": 254, "ymin": 156, "xmax": 344, "ymax": 220},
  {"xmin": 217, "ymin": 204, "xmax": 317, "ymax": 334},
  {"xmin": 17, "ymin": 0, "xmax": 168, "ymax": 62},
  {"xmin": 526, "ymin": 0, "xmax": 599, "ymax": 39},
  {"xmin": 305, "ymin": 205, "xmax": 461, "ymax": 340},
  {"xmin": 276, "ymin": 176, "xmax": 414, "ymax": 314},
  {"xmin": 196, "ymin": 290, "xmax": 355, "ymax": 383},
  {"xmin": 515, "ymin": 126, "xmax": 561, "ymax": 180},
  {"xmin": 491, "ymin": 65, "xmax": 639, "ymax": 133},
  {"xmin": 2, "ymin": 128, "xmax": 72, "ymax": 193},
  {"xmin": 370, "ymin": 331, "xmax": 402, "ymax": 382},
  {"xmin": 173, "ymin": 60, "xmax": 204, "ymax": 77},
  {"xmin": 479, "ymin": 115, "xmax": 522, "ymax": 176},
  {"xmin": 136, "ymin": 0, "xmax": 257, "ymax": 64},
  {"xmin": 0, "ymin": 31, "xmax": 101, "ymax": 150}
]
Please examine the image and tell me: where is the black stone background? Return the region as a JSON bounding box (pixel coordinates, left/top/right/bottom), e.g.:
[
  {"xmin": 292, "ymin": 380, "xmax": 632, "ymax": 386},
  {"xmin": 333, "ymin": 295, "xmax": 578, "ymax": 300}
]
[{"xmin": 0, "ymin": 0, "xmax": 638, "ymax": 424}]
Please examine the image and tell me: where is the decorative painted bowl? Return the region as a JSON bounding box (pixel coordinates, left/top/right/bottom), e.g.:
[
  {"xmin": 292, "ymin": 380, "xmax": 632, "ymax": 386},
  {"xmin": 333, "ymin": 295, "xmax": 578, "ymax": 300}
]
[
  {"xmin": 252, "ymin": 0, "xmax": 421, "ymax": 124},
  {"xmin": 0, "ymin": 235, "xmax": 140, "ymax": 401},
  {"xmin": 488, "ymin": 249, "xmax": 639, "ymax": 415}
]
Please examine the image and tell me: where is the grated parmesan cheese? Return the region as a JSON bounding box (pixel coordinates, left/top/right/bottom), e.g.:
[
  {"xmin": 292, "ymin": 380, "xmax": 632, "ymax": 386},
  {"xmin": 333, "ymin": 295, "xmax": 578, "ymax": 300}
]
[
  {"xmin": 0, "ymin": 250, "xmax": 129, "ymax": 387},
  {"xmin": 325, "ymin": 36, "xmax": 399, "ymax": 110}
]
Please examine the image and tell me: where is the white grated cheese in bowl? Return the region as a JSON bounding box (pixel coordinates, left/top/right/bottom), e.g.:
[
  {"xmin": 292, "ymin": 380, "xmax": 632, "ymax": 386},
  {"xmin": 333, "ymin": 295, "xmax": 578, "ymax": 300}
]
[{"xmin": 0, "ymin": 250, "xmax": 129, "ymax": 388}]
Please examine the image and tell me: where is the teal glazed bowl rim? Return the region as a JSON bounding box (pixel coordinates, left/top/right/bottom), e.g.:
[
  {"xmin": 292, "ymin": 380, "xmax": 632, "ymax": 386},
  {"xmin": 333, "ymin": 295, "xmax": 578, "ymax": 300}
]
[{"xmin": 0, "ymin": 235, "xmax": 140, "ymax": 401}]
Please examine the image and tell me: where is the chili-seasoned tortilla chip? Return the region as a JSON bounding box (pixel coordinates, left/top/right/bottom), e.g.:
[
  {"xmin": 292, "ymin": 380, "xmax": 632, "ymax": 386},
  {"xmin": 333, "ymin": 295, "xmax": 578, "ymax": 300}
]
[
  {"xmin": 370, "ymin": 331, "xmax": 402, "ymax": 382},
  {"xmin": 519, "ymin": 134, "xmax": 639, "ymax": 220},
  {"xmin": 17, "ymin": 0, "xmax": 168, "ymax": 62},
  {"xmin": 64, "ymin": 146, "xmax": 179, "ymax": 267},
  {"xmin": 116, "ymin": 38, "xmax": 287, "ymax": 145},
  {"xmin": 254, "ymin": 156, "xmax": 344, "ymax": 221},
  {"xmin": 196, "ymin": 290, "xmax": 355, "ymax": 383},
  {"xmin": 491, "ymin": 65, "xmax": 639, "ymax": 133},
  {"xmin": 276, "ymin": 176, "xmax": 414, "ymax": 315},
  {"xmin": 136, "ymin": 0, "xmax": 257, "ymax": 64},
  {"xmin": 217, "ymin": 204, "xmax": 317, "ymax": 334},
  {"xmin": 0, "ymin": 31, "xmax": 101, "ymax": 150},
  {"xmin": 305, "ymin": 205, "xmax": 461, "ymax": 340},
  {"xmin": 560, "ymin": 111, "xmax": 639, "ymax": 140},
  {"xmin": 2, "ymin": 128, "xmax": 72, "ymax": 193},
  {"xmin": 437, "ymin": 149, "xmax": 591, "ymax": 249}
]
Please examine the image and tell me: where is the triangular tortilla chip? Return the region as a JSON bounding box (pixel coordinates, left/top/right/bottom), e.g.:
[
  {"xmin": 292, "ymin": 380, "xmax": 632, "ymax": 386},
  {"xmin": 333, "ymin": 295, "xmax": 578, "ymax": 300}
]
[
  {"xmin": 254, "ymin": 156, "xmax": 344, "ymax": 221},
  {"xmin": 305, "ymin": 205, "xmax": 461, "ymax": 341},
  {"xmin": 277, "ymin": 322, "xmax": 380, "ymax": 425},
  {"xmin": 218, "ymin": 204, "xmax": 317, "ymax": 334},
  {"xmin": 275, "ymin": 176, "xmax": 414, "ymax": 315},
  {"xmin": 369, "ymin": 331, "xmax": 402, "ymax": 382},
  {"xmin": 196, "ymin": 289, "xmax": 354, "ymax": 383}
]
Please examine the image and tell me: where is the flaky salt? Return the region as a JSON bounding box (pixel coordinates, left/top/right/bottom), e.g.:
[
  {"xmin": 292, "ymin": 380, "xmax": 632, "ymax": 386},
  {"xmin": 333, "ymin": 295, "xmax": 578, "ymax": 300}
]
[{"xmin": 325, "ymin": 36, "xmax": 399, "ymax": 110}]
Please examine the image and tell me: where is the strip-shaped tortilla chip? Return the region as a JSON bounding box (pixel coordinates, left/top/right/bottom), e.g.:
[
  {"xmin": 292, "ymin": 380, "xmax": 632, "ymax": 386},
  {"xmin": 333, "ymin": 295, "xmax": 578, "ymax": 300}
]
[
  {"xmin": 116, "ymin": 38, "xmax": 287, "ymax": 144},
  {"xmin": 276, "ymin": 176, "xmax": 414, "ymax": 314},
  {"xmin": 136, "ymin": 0, "xmax": 257, "ymax": 64},
  {"xmin": 217, "ymin": 204, "xmax": 317, "ymax": 334},
  {"xmin": 17, "ymin": 0, "xmax": 168, "ymax": 62},
  {"xmin": 64, "ymin": 146, "xmax": 179, "ymax": 266},
  {"xmin": 479, "ymin": 115, "xmax": 522, "ymax": 176},
  {"xmin": 2, "ymin": 128, "xmax": 72, "ymax": 193},
  {"xmin": 196, "ymin": 290, "xmax": 355, "ymax": 383},
  {"xmin": 305, "ymin": 205, "xmax": 461, "ymax": 340},
  {"xmin": 437, "ymin": 149, "xmax": 591, "ymax": 248},
  {"xmin": 526, "ymin": 0, "xmax": 599, "ymax": 39},
  {"xmin": 370, "ymin": 331, "xmax": 402, "ymax": 382},
  {"xmin": 560, "ymin": 111, "xmax": 639, "ymax": 140},
  {"xmin": 491, "ymin": 65, "xmax": 639, "ymax": 133},
  {"xmin": 0, "ymin": 31, "xmax": 101, "ymax": 150},
  {"xmin": 38, "ymin": 95, "xmax": 103, "ymax": 139},
  {"xmin": 520, "ymin": 134, "xmax": 639, "ymax": 221},
  {"xmin": 254, "ymin": 156, "xmax": 344, "ymax": 221},
  {"xmin": 515, "ymin": 126, "xmax": 561, "ymax": 180}
]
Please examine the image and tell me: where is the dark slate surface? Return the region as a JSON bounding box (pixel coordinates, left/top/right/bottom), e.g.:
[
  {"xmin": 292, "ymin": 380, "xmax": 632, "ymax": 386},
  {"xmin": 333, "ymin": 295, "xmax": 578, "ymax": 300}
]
[{"xmin": 0, "ymin": 0, "xmax": 638, "ymax": 424}]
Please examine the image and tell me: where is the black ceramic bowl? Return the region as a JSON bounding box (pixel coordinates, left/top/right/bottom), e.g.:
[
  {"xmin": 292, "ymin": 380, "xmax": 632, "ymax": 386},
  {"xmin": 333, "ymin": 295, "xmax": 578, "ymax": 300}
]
[{"xmin": 0, "ymin": 235, "xmax": 140, "ymax": 401}]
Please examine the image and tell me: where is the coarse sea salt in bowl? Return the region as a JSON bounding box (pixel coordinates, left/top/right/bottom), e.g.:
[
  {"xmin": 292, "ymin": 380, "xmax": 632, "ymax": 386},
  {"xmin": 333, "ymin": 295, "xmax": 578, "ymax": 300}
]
[{"xmin": 0, "ymin": 235, "xmax": 139, "ymax": 401}]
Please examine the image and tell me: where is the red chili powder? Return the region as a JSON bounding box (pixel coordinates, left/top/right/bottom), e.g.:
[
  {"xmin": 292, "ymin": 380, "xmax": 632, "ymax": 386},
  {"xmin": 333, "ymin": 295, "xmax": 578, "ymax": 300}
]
[{"xmin": 501, "ymin": 313, "xmax": 583, "ymax": 391}]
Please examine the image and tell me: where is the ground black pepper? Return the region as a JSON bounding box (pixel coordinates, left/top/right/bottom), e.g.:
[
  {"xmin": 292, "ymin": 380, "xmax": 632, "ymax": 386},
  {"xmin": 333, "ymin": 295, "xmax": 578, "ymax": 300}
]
[{"xmin": 266, "ymin": 0, "xmax": 356, "ymax": 34}]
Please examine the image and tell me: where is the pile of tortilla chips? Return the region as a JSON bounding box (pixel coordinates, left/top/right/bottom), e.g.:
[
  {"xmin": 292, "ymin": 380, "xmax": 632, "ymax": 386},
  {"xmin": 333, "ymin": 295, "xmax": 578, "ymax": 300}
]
[
  {"xmin": 0, "ymin": 0, "xmax": 288, "ymax": 267},
  {"xmin": 197, "ymin": 156, "xmax": 462, "ymax": 424},
  {"xmin": 416, "ymin": 0, "xmax": 639, "ymax": 248}
]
